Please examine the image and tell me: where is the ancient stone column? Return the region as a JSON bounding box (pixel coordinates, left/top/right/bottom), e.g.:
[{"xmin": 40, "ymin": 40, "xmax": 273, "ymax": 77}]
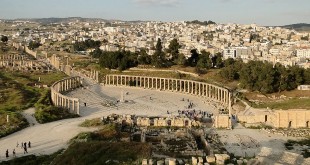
[
  {"xmin": 151, "ymin": 78, "xmax": 154, "ymax": 89},
  {"xmin": 168, "ymin": 79, "xmax": 170, "ymax": 91},
  {"xmin": 76, "ymin": 99, "xmax": 80, "ymax": 115},
  {"xmin": 163, "ymin": 79, "xmax": 166, "ymax": 90}
]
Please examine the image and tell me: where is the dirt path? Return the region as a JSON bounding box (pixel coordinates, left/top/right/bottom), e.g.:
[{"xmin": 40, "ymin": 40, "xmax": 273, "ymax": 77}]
[
  {"xmin": 0, "ymin": 78, "xmax": 217, "ymax": 161},
  {"xmin": 21, "ymin": 108, "xmax": 39, "ymax": 126}
]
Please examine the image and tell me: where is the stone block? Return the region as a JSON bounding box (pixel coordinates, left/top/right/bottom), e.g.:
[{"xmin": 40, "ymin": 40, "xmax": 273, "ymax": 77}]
[
  {"xmin": 206, "ymin": 156, "xmax": 216, "ymax": 163},
  {"xmin": 142, "ymin": 159, "xmax": 148, "ymax": 165},
  {"xmin": 157, "ymin": 160, "xmax": 164, "ymax": 165},
  {"xmin": 192, "ymin": 157, "xmax": 198, "ymax": 165}
]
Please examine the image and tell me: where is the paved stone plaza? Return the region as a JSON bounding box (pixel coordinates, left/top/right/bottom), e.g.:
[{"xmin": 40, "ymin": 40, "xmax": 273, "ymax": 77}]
[{"xmin": 0, "ymin": 79, "xmax": 217, "ymax": 161}]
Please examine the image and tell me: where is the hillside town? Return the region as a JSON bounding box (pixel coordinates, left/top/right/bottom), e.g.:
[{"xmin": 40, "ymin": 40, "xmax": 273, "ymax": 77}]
[
  {"xmin": 1, "ymin": 18, "xmax": 310, "ymax": 165},
  {"xmin": 1, "ymin": 19, "xmax": 310, "ymax": 68}
]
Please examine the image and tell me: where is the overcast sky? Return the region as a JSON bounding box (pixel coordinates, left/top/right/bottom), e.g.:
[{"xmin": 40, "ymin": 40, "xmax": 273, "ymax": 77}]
[{"xmin": 1, "ymin": 0, "xmax": 309, "ymax": 26}]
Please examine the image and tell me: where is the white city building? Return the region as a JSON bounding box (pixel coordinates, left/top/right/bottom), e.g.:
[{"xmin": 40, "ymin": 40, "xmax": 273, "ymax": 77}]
[{"xmin": 296, "ymin": 49, "xmax": 310, "ymax": 58}]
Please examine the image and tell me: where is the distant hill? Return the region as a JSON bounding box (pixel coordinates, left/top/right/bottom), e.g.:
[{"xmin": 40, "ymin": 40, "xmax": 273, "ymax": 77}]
[
  {"xmin": 11, "ymin": 17, "xmax": 110, "ymax": 24},
  {"xmin": 281, "ymin": 23, "xmax": 310, "ymax": 32}
]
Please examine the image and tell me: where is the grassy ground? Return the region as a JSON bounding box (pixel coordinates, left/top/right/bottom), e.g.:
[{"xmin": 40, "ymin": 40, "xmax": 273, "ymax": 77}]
[
  {"xmin": 0, "ymin": 71, "xmax": 67, "ymax": 111},
  {"xmin": 54, "ymin": 123, "xmax": 151, "ymax": 165},
  {"xmin": 34, "ymin": 89, "xmax": 79, "ymax": 124},
  {"xmin": 79, "ymin": 118, "xmax": 104, "ymax": 127},
  {"xmin": 52, "ymin": 141, "xmax": 151, "ymax": 165},
  {"xmin": 244, "ymin": 90, "xmax": 310, "ymax": 110},
  {"xmin": 252, "ymin": 98, "xmax": 310, "ymax": 110},
  {"xmin": 0, "ymin": 70, "xmax": 67, "ymax": 137},
  {"xmin": 0, "ymin": 149, "xmax": 63, "ymax": 165}
]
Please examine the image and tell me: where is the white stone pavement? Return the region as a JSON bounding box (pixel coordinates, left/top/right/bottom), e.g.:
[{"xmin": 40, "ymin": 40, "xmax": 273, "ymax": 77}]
[{"xmin": 0, "ymin": 80, "xmax": 217, "ymax": 161}]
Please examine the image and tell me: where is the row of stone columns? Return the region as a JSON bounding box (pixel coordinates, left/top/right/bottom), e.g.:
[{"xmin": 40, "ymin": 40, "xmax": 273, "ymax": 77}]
[
  {"xmin": 0, "ymin": 60, "xmax": 35, "ymax": 67},
  {"xmin": 49, "ymin": 54, "xmax": 61, "ymax": 70},
  {"xmin": 104, "ymin": 74, "xmax": 231, "ymax": 106},
  {"xmin": 51, "ymin": 76, "xmax": 82, "ymax": 115},
  {"xmin": 78, "ymin": 69, "xmax": 99, "ymax": 83},
  {"xmin": 0, "ymin": 55, "xmax": 25, "ymax": 60},
  {"xmin": 90, "ymin": 70, "xmax": 99, "ymax": 83}
]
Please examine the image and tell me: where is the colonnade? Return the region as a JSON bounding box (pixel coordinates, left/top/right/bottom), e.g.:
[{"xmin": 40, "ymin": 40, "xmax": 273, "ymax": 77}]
[
  {"xmin": 104, "ymin": 74, "xmax": 232, "ymax": 108},
  {"xmin": 49, "ymin": 54, "xmax": 61, "ymax": 70},
  {"xmin": 0, "ymin": 55, "xmax": 25, "ymax": 60},
  {"xmin": 0, "ymin": 60, "xmax": 34, "ymax": 67},
  {"xmin": 51, "ymin": 76, "xmax": 82, "ymax": 115}
]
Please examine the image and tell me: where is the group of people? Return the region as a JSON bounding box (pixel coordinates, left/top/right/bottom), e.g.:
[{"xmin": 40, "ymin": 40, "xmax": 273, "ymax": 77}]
[
  {"xmin": 5, "ymin": 141, "xmax": 31, "ymax": 158},
  {"xmin": 177, "ymin": 109, "xmax": 213, "ymax": 119}
]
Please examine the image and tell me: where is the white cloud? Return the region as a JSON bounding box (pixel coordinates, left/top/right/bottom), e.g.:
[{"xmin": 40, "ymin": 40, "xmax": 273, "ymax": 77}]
[{"xmin": 133, "ymin": 0, "xmax": 181, "ymax": 6}]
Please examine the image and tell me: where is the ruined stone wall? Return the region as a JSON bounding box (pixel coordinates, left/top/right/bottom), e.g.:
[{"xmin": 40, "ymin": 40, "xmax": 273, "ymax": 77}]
[
  {"xmin": 237, "ymin": 110, "xmax": 310, "ymax": 128},
  {"xmin": 237, "ymin": 115, "xmax": 267, "ymax": 124},
  {"xmin": 12, "ymin": 42, "xmax": 38, "ymax": 59},
  {"xmin": 50, "ymin": 76, "xmax": 82, "ymax": 115},
  {"xmin": 136, "ymin": 117, "xmax": 197, "ymax": 127},
  {"xmin": 24, "ymin": 46, "xmax": 37, "ymax": 59},
  {"xmin": 214, "ymin": 115, "xmax": 231, "ymax": 128},
  {"xmin": 271, "ymin": 110, "xmax": 310, "ymax": 128}
]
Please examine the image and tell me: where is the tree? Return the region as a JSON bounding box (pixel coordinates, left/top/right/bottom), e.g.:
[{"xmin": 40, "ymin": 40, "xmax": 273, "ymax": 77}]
[
  {"xmin": 220, "ymin": 65, "xmax": 239, "ymax": 81},
  {"xmin": 73, "ymin": 39, "xmax": 101, "ymax": 51},
  {"xmin": 98, "ymin": 50, "xmax": 138, "ymax": 70},
  {"xmin": 1, "ymin": 36, "xmax": 8, "ymax": 43},
  {"xmin": 152, "ymin": 38, "xmax": 167, "ymax": 68},
  {"xmin": 176, "ymin": 53, "xmax": 187, "ymax": 66},
  {"xmin": 196, "ymin": 50, "xmax": 212, "ymax": 69},
  {"xmin": 223, "ymin": 58, "xmax": 235, "ymax": 67},
  {"xmin": 187, "ymin": 49, "xmax": 199, "ymax": 67},
  {"xmin": 28, "ymin": 40, "xmax": 41, "ymax": 50},
  {"xmin": 90, "ymin": 48, "xmax": 103, "ymax": 58},
  {"xmin": 167, "ymin": 38, "xmax": 181, "ymax": 62},
  {"xmin": 212, "ymin": 53, "xmax": 223, "ymax": 68},
  {"xmin": 137, "ymin": 49, "xmax": 152, "ymax": 65}
]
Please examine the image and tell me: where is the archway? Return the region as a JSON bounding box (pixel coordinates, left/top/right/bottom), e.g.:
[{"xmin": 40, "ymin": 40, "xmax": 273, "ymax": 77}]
[
  {"xmin": 185, "ymin": 120, "xmax": 189, "ymax": 127},
  {"xmin": 167, "ymin": 120, "xmax": 171, "ymax": 126}
]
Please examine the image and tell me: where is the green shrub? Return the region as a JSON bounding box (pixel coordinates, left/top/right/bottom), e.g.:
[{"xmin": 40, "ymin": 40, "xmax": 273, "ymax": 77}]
[
  {"xmin": 35, "ymin": 106, "xmax": 79, "ymax": 124},
  {"xmin": 0, "ymin": 112, "xmax": 29, "ymax": 138},
  {"xmin": 79, "ymin": 118, "xmax": 104, "ymax": 127},
  {"xmin": 52, "ymin": 142, "xmax": 151, "ymax": 165}
]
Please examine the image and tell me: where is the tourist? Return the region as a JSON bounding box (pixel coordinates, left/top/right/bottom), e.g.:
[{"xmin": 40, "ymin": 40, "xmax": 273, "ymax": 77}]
[
  {"xmin": 6, "ymin": 149, "xmax": 9, "ymax": 158},
  {"xmin": 13, "ymin": 149, "xmax": 16, "ymax": 157},
  {"xmin": 84, "ymin": 102, "xmax": 87, "ymax": 106},
  {"xmin": 24, "ymin": 145, "xmax": 28, "ymax": 154},
  {"xmin": 28, "ymin": 141, "xmax": 31, "ymax": 148}
]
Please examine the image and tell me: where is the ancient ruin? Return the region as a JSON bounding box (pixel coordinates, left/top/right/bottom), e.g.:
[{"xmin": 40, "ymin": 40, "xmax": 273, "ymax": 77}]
[
  {"xmin": 50, "ymin": 76, "xmax": 82, "ymax": 114},
  {"xmin": 104, "ymin": 74, "xmax": 233, "ymax": 128},
  {"xmin": 238, "ymin": 109, "xmax": 310, "ymax": 128}
]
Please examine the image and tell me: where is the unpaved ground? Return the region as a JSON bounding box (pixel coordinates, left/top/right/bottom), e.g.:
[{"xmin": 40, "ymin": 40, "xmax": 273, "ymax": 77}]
[
  {"xmin": 0, "ymin": 80, "xmax": 216, "ymax": 161},
  {"xmin": 217, "ymin": 124, "xmax": 310, "ymax": 165}
]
